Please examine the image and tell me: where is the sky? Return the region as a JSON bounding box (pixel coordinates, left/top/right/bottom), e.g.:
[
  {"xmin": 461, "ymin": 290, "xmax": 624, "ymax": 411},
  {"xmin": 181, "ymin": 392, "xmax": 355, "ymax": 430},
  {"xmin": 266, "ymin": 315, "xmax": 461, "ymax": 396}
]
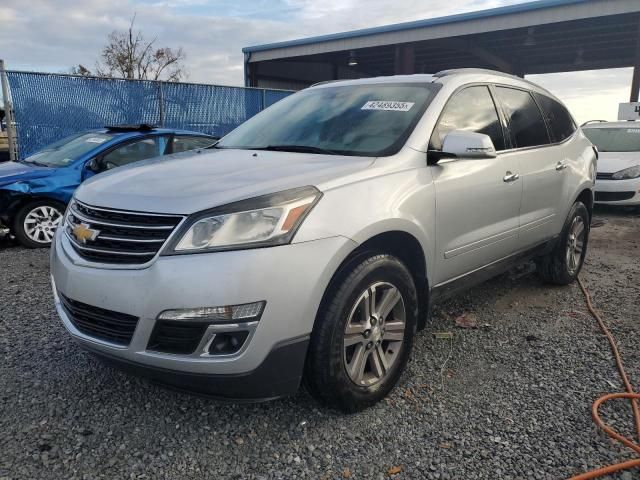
[{"xmin": 0, "ymin": 0, "xmax": 634, "ymax": 123}]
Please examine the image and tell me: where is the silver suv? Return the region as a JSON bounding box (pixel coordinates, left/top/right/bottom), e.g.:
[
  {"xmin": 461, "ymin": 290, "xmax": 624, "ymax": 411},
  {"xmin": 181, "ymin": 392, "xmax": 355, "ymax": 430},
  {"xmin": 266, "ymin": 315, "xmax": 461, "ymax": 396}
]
[{"xmin": 51, "ymin": 69, "xmax": 596, "ymax": 412}]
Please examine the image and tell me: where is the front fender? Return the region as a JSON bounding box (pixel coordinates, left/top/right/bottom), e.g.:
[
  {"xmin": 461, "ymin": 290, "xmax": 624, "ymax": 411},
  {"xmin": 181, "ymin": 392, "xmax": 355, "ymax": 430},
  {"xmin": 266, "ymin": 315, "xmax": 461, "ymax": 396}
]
[
  {"xmin": 1, "ymin": 172, "xmax": 78, "ymax": 206},
  {"xmin": 0, "ymin": 188, "xmax": 28, "ymax": 224},
  {"xmin": 295, "ymin": 167, "xmax": 436, "ymax": 287}
]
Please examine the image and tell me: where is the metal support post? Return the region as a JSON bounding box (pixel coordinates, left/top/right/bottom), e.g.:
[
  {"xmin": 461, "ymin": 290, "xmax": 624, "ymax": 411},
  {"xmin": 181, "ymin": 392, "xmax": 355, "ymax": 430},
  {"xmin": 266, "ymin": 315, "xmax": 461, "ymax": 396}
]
[{"xmin": 0, "ymin": 59, "xmax": 19, "ymax": 161}]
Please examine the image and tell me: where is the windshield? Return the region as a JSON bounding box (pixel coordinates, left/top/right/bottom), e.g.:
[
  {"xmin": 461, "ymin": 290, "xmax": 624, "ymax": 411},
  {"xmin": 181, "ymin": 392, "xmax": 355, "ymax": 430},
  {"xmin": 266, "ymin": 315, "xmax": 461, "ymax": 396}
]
[
  {"xmin": 217, "ymin": 83, "xmax": 439, "ymax": 157},
  {"xmin": 583, "ymin": 127, "xmax": 640, "ymax": 152},
  {"xmin": 23, "ymin": 132, "xmax": 114, "ymax": 167}
]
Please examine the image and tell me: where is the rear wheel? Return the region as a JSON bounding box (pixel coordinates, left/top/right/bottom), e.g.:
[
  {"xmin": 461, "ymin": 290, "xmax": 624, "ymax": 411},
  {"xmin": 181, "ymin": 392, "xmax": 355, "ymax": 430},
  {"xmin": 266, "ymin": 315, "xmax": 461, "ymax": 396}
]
[
  {"xmin": 13, "ymin": 200, "xmax": 65, "ymax": 248},
  {"xmin": 304, "ymin": 253, "xmax": 417, "ymax": 412},
  {"xmin": 536, "ymin": 201, "xmax": 590, "ymax": 285}
]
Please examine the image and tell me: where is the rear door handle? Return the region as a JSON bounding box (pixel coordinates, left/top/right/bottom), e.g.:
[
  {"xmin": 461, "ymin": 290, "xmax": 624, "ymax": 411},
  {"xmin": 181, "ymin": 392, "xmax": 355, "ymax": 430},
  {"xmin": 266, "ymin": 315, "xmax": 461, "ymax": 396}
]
[
  {"xmin": 503, "ymin": 171, "xmax": 520, "ymax": 183},
  {"xmin": 556, "ymin": 161, "xmax": 568, "ymax": 171}
]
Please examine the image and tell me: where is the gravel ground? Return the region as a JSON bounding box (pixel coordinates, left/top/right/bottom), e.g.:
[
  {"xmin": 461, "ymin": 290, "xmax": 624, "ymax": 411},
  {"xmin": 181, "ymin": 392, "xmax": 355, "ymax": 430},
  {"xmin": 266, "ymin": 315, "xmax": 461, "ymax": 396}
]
[{"xmin": 1, "ymin": 207, "xmax": 639, "ymax": 480}]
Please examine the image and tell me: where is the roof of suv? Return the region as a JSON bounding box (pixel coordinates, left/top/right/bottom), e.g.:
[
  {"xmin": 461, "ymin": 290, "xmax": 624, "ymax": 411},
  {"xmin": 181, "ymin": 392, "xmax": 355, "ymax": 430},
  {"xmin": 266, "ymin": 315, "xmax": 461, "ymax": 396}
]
[{"xmin": 310, "ymin": 68, "xmax": 559, "ymax": 102}]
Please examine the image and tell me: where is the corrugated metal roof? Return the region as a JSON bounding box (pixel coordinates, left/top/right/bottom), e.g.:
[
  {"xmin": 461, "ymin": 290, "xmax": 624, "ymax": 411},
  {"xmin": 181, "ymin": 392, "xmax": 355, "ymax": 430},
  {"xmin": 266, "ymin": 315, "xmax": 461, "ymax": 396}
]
[{"xmin": 242, "ymin": 0, "xmax": 588, "ymax": 54}]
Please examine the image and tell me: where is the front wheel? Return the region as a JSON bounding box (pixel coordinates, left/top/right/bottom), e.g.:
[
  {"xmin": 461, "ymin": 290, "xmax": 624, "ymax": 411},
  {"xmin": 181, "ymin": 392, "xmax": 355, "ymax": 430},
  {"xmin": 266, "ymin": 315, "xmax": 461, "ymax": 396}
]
[
  {"xmin": 304, "ymin": 253, "xmax": 418, "ymax": 412},
  {"xmin": 13, "ymin": 200, "xmax": 65, "ymax": 248},
  {"xmin": 536, "ymin": 201, "xmax": 590, "ymax": 285}
]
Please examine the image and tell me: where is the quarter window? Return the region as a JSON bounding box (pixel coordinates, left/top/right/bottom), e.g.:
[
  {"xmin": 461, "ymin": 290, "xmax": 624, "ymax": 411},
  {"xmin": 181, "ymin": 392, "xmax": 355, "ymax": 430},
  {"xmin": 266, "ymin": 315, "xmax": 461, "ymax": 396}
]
[
  {"xmin": 430, "ymin": 86, "xmax": 506, "ymax": 151},
  {"xmin": 495, "ymin": 87, "xmax": 550, "ymax": 148},
  {"xmin": 533, "ymin": 93, "xmax": 576, "ymax": 142}
]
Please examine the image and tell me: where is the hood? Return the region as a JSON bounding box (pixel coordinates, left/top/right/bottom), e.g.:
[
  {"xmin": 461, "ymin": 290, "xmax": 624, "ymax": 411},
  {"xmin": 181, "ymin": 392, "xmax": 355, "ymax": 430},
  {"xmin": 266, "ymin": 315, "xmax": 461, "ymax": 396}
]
[
  {"xmin": 597, "ymin": 151, "xmax": 640, "ymax": 174},
  {"xmin": 0, "ymin": 161, "xmax": 55, "ymax": 187},
  {"xmin": 76, "ymin": 149, "xmax": 374, "ymax": 214}
]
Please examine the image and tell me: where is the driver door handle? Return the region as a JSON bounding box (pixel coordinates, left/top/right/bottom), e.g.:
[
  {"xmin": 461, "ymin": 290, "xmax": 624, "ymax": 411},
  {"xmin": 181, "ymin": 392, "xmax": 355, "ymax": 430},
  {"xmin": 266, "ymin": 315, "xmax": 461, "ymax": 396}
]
[
  {"xmin": 556, "ymin": 161, "xmax": 568, "ymax": 171},
  {"xmin": 503, "ymin": 171, "xmax": 520, "ymax": 183}
]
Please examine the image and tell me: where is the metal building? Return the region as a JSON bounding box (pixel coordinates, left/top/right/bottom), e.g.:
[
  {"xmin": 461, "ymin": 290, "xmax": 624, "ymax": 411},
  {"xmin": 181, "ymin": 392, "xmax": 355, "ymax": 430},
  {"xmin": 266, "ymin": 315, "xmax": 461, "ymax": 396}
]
[{"xmin": 243, "ymin": 0, "xmax": 640, "ymax": 100}]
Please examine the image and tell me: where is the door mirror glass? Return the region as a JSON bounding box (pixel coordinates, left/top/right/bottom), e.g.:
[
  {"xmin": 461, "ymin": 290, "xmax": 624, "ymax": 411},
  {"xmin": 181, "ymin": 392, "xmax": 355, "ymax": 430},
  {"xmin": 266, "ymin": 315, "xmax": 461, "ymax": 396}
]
[{"xmin": 441, "ymin": 130, "xmax": 497, "ymax": 159}]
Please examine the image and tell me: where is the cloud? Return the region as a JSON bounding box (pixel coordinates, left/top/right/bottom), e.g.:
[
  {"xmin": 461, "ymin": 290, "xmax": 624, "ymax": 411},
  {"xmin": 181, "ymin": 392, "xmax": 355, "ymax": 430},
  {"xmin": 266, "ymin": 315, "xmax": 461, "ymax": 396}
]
[
  {"xmin": 0, "ymin": 0, "xmax": 527, "ymax": 84},
  {"xmin": 528, "ymin": 69, "xmax": 633, "ymax": 124},
  {"xmin": 0, "ymin": 0, "xmax": 633, "ymax": 122}
]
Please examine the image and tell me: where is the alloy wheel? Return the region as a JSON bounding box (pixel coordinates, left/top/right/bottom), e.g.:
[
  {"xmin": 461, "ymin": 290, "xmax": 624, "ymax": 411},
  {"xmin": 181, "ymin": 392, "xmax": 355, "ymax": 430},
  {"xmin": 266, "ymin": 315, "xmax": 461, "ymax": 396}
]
[
  {"xmin": 343, "ymin": 281, "xmax": 406, "ymax": 386},
  {"xmin": 23, "ymin": 205, "xmax": 63, "ymax": 244},
  {"xmin": 566, "ymin": 215, "xmax": 586, "ymax": 275}
]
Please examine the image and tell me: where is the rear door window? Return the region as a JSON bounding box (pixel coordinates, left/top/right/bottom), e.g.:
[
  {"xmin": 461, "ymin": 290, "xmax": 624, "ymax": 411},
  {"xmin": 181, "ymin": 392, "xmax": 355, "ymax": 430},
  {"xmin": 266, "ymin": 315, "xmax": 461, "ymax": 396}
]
[
  {"xmin": 495, "ymin": 87, "xmax": 550, "ymax": 149},
  {"xmin": 171, "ymin": 136, "xmax": 216, "ymax": 153},
  {"xmin": 430, "ymin": 85, "xmax": 506, "ymax": 151},
  {"xmin": 534, "ymin": 93, "xmax": 576, "ymax": 142}
]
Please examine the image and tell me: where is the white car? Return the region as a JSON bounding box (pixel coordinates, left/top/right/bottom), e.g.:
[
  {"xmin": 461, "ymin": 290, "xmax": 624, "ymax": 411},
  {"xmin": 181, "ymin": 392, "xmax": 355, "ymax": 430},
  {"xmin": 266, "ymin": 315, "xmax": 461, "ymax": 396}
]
[{"xmin": 582, "ymin": 121, "xmax": 640, "ymax": 206}]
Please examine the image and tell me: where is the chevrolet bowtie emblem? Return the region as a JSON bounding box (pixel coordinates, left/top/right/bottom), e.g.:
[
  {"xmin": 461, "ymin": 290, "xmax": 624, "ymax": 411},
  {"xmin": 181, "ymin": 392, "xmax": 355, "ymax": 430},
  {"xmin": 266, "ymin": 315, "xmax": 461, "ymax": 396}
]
[{"xmin": 72, "ymin": 223, "xmax": 100, "ymax": 244}]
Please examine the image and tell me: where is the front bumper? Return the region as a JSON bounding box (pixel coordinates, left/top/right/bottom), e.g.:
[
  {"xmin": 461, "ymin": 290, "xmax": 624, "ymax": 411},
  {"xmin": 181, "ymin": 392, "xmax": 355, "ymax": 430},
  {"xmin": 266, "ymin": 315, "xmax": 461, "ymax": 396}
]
[
  {"xmin": 51, "ymin": 230, "xmax": 356, "ymax": 398},
  {"xmin": 83, "ymin": 336, "xmax": 310, "ymax": 401},
  {"xmin": 594, "ymin": 177, "xmax": 640, "ymax": 205}
]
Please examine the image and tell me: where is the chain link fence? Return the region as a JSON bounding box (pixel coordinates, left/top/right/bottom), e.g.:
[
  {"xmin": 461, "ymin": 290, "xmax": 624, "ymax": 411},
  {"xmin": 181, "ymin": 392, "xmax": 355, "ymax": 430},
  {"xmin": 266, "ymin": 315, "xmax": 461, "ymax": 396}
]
[{"xmin": 1, "ymin": 70, "xmax": 292, "ymax": 159}]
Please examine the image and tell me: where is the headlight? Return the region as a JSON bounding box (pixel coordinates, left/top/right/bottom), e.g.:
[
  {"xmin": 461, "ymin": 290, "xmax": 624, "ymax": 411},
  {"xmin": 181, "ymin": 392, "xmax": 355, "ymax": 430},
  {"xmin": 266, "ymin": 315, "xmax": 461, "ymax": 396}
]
[
  {"xmin": 611, "ymin": 165, "xmax": 640, "ymax": 180},
  {"xmin": 166, "ymin": 186, "xmax": 321, "ymax": 254},
  {"xmin": 63, "ymin": 201, "xmax": 74, "ymax": 226}
]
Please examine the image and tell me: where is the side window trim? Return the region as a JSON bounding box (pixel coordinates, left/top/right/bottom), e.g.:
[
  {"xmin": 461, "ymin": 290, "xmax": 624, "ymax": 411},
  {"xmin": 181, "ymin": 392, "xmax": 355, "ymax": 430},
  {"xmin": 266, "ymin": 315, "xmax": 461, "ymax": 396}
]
[
  {"xmin": 165, "ymin": 133, "xmax": 176, "ymax": 155},
  {"xmin": 429, "ymin": 83, "xmax": 508, "ymax": 152},
  {"xmin": 487, "ymin": 84, "xmax": 514, "ymax": 150},
  {"xmin": 529, "ymin": 91, "xmax": 554, "ymax": 144},
  {"xmin": 158, "ymin": 134, "xmax": 170, "ymax": 156}
]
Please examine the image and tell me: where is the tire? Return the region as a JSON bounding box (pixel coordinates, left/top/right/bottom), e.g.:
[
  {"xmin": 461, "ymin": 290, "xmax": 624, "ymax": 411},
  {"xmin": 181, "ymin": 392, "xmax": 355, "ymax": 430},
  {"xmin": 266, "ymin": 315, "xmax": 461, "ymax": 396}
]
[
  {"xmin": 13, "ymin": 200, "xmax": 65, "ymax": 248},
  {"xmin": 536, "ymin": 201, "xmax": 590, "ymax": 285},
  {"xmin": 304, "ymin": 253, "xmax": 418, "ymax": 412}
]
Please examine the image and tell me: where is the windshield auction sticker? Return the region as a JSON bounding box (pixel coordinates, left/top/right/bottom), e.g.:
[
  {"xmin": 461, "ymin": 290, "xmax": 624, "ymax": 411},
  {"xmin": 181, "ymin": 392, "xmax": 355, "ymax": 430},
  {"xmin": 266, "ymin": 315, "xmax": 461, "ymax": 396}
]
[{"xmin": 361, "ymin": 101, "xmax": 415, "ymax": 112}]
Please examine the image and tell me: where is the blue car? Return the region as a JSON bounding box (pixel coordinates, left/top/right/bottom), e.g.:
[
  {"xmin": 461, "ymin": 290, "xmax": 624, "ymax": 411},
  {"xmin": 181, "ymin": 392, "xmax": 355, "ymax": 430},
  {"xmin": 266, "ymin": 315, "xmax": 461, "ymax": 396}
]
[{"xmin": 0, "ymin": 125, "xmax": 216, "ymax": 247}]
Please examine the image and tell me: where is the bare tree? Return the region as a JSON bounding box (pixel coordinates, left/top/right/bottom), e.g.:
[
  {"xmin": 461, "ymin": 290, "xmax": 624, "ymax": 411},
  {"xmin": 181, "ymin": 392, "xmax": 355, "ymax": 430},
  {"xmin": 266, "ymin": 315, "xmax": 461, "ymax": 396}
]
[
  {"xmin": 69, "ymin": 64, "xmax": 92, "ymax": 77},
  {"xmin": 71, "ymin": 15, "xmax": 187, "ymax": 82}
]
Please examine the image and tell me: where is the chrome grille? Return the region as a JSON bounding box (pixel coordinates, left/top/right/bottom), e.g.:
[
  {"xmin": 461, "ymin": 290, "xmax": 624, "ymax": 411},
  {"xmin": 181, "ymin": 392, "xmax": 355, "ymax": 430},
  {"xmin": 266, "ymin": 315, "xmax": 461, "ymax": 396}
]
[{"xmin": 64, "ymin": 200, "xmax": 184, "ymax": 265}]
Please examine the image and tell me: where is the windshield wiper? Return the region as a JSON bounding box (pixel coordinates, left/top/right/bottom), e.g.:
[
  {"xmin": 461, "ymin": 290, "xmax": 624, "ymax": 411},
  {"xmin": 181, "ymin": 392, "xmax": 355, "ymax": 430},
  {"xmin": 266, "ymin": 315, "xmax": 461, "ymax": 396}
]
[
  {"xmin": 252, "ymin": 144, "xmax": 340, "ymax": 155},
  {"xmin": 20, "ymin": 159, "xmax": 49, "ymax": 167}
]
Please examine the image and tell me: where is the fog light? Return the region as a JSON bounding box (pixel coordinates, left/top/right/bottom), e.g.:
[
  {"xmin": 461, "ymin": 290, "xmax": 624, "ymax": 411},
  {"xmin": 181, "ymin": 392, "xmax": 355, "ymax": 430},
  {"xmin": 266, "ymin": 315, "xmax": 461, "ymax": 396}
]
[
  {"xmin": 208, "ymin": 331, "xmax": 250, "ymax": 355},
  {"xmin": 158, "ymin": 301, "xmax": 265, "ymax": 323}
]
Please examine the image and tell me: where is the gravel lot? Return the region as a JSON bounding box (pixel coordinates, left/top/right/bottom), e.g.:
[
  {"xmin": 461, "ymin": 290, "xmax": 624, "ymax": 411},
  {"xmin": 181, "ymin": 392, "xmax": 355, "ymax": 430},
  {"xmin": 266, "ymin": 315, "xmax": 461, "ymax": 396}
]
[{"xmin": 1, "ymin": 207, "xmax": 639, "ymax": 480}]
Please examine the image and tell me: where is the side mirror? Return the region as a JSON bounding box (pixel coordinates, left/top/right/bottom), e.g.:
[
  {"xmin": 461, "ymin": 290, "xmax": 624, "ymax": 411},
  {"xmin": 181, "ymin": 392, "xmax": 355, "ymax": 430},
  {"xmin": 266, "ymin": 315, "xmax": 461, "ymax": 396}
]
[{"xmin": 441, "ymin": 130, "xmax": 497, "ymax": 160}]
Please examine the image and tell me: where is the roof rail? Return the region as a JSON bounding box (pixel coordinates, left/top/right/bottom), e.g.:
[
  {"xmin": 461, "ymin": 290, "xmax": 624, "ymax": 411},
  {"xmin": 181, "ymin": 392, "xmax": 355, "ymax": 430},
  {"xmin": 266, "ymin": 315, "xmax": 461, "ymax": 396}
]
[
  {"xmin": 434, "ymin": 68, "xmax": 560, "ymax": 98},
  {"xmin": 580, "ymin": 120, "xmax": 609, "ymax": 127},
  {"xmin": 433, "ymin": 68, "xmax": 523, "ymax": 80},
  {"xmin": 105, "ymin": 124, "xmax": 156, "ymax": 132},
  {"xmin": 310, "ymin": 80, "xmax": 340, "ymax": 87}
]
